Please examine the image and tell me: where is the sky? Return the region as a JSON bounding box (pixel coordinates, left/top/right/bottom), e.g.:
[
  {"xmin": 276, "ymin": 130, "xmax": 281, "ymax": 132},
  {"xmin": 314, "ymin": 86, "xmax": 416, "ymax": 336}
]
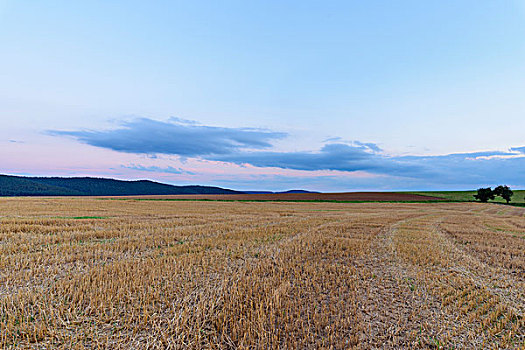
[{"xmin": 1, "ymin": 0, "xmax": 525, "ymax": 191}]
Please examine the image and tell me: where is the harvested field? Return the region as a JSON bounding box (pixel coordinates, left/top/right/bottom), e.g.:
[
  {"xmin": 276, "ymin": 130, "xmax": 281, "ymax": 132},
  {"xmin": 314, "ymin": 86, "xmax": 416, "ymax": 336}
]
[
  {"xmin": 108, "ymin": 191, "xmax": 445, "ymax": 202},
  {"xmin": 0, "ymin": 198, "xmax": 523, "ymax": 349}
]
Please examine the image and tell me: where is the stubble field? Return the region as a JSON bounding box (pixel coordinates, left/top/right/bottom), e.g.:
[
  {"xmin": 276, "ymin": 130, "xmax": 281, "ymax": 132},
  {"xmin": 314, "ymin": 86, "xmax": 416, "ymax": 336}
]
[{"xmin": 0, "ymin": 198, "xmax": 523, "ymax": 349}]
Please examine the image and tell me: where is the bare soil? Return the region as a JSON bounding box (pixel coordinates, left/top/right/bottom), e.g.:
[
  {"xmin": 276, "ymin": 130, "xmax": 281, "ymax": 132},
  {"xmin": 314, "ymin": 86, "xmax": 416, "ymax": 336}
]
[{"xmin": 110, "ymin": 191, "xmax": 445, "ymax": 201}]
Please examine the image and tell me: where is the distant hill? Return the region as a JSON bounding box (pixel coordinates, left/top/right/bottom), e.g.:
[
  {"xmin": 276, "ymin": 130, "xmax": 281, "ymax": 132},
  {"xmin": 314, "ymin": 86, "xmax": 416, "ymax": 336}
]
[
  {"xmin": 280, "ymin": 190, "xmax": 319, "ymax": 194},
  {"xmin": 244, "ymin": 190, "xmax": 319, "ymax": 194},
  {"xmin": 0, "ymin": 175, "xmax": 241, "ymax": 196}
]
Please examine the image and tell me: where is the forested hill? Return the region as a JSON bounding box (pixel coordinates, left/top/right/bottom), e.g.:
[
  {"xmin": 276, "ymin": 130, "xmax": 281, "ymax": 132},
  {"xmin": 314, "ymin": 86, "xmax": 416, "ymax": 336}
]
[{"xmin": 0, "ymin": 175, "xmax": 242, "ymax": 196}]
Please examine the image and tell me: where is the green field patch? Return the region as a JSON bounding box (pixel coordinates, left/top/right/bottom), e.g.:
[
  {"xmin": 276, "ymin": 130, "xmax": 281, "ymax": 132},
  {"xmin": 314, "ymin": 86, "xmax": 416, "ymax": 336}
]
[{"xmin": 406, "ymin": 190, "xmax": 525, "ymax": 204}]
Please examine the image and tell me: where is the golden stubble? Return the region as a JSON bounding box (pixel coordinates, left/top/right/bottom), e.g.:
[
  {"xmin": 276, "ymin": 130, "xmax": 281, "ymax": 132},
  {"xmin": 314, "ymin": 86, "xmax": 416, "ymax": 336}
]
[{"xmin": 0, "ymin": 198, "xmax": 523, "ymax": 349}]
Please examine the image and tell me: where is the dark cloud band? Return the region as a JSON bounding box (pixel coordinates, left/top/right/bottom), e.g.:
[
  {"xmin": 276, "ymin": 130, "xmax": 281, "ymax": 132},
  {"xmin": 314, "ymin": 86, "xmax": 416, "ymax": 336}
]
[
  {"xmin": 49, "ymin": 118, "xmax": 525, "ymax": 186},
  {"xmin": 49, "ymin": 118, "xmax": 286, "ymax": 157}
]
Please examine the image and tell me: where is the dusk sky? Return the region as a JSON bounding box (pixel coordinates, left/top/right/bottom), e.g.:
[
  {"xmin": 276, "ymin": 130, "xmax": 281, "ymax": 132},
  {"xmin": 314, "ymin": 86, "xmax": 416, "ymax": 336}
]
[{"xmin": 2, "ymin": 1, "xmax": 525, "ymax": 191}]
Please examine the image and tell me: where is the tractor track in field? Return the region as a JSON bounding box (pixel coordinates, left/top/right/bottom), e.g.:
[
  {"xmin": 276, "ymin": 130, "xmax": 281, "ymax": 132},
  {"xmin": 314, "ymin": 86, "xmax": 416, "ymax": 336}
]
[
  {"xmin": 355, "ymin": 212, "xmax": 524, "ymax": 349},
  {"xmin": 355, "ymin": 215, "xmax": 451, "ymax": 348}
]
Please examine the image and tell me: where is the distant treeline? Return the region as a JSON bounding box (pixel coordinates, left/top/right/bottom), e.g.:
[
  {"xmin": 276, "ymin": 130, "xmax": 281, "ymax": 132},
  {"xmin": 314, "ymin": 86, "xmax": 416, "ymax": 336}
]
[
  {"xmin": 474, "ymin": 185, "xmax": 514, "ymax": 203},
  {"xmin": 0, "ymin": 175, "xmax": 241, "ymax": 196}
]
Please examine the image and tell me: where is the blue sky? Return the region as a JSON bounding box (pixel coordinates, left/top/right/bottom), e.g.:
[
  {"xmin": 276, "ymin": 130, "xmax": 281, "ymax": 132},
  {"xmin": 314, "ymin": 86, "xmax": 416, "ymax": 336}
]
[{"xmin": 1, "ymin": 0, "xmax": 525, "ymax": 191}]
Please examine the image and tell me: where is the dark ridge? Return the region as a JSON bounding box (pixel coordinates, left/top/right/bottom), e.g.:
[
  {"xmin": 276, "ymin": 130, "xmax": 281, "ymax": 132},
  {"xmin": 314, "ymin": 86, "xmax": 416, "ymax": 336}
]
[
  {"xmin": 0, "ymin": 175, "xmax": 241, "ymax": 196},
  {"xmin": 244, "ymin": 190, "xmax": 319, "ymax": 194},
  {"xmin": 280, "ymin": 190, "xmax": 319, "ymax": 194}
]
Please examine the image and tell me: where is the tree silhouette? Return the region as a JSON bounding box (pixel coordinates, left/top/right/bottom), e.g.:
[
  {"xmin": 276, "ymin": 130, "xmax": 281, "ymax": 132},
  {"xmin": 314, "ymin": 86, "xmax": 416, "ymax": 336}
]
[
  {"xmin": 473, "ymin": 187, "xmax": 495, "ymax": 203},
  {"xmin": 494, "ymin": 185, "xmax": 513, "ymax": 204}
]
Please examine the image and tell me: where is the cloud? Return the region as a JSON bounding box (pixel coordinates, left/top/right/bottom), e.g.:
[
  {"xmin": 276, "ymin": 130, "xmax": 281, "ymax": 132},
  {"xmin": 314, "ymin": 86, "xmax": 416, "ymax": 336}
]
[
  {"xmin": 211, "ymin": 143, "xmax": 421, "ymax": 176},
  {"xmin": 510, "ymin": 146, "xmax": 525, "ymax": 154},
  {"xmin": 321, "ymin": 138, "xmax": 383, "ymax": 153},
  {"xmin": 323, "ymin": 136, "xmax": 342, "ymax": 143},
  {"xmin": 394, "ymin": 151, "xmax": 525, "ymax": 186},
  {"xmin": 122, "ymin": 164, "xmax": 196, "ymax": 175},
  {"xmin": 353, "ymin": 141, "xmax": 382, "ymax": 153},
  {"xmin": 49, "ymin": 118, "xmax": 525, "ymax": 188},
  {"xmin": 49, "ymin": 118, "xmax": 286, "ymax": 157}
]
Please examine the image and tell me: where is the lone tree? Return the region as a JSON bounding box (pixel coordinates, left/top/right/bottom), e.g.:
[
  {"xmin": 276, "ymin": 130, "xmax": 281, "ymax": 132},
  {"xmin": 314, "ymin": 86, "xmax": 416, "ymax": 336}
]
[
  {"xmin": 494, "ymin": 185, "xmax": 513, "ymax": 204},
  {"xmin": 474, "ymin": 187, "xmax": 495, "ymax": 202}
]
